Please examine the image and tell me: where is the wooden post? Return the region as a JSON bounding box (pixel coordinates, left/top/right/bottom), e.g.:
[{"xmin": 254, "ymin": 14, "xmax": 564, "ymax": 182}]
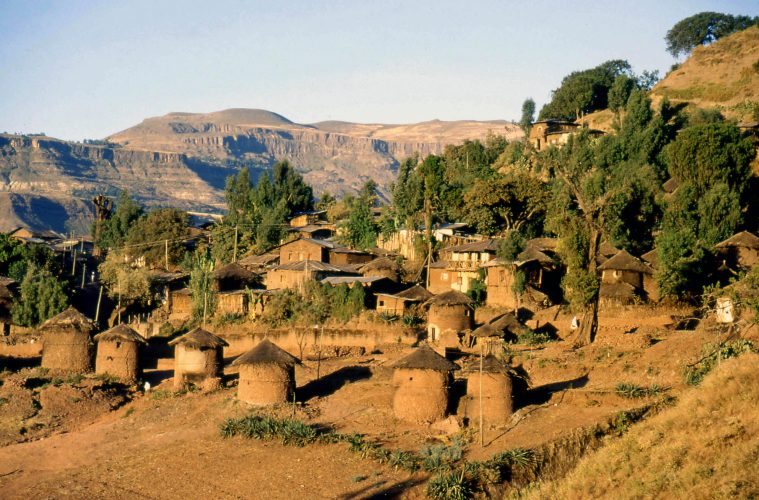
[
  {"xmin": 202, "ymin": 289, "xmax": 208, "ymax": 328},
  {"xmin": 118, "ymin": 274, "xmax": 122, "ymax": 325},
  {"xmin": 164, "ymin": 239, "xmax": 169, "ymax": 270},
  {"xmin": 71, "ymin": 249, "xmax": 77, "ymax": 275},
  {"xmin": 95, "ymin": 286, "xmax": 103, "ymax": 324},
  {"xmin": 479, "ymin": 342, "xmax": 484, "ymax": 447},
  {"xmin": 81, "ymin": 263, "xmax": 86, "ymax": 289}
]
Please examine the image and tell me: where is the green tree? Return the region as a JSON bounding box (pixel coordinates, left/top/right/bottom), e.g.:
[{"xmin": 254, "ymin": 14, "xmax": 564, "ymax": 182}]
[
  {"xmin": 463, "ymin": 171, "xmax": 548, "ymax": 236},
  {"xmin": 126, "ymin": 208, "xmax": 189, "ymax": 268},
  {"xmin": 608, "ymin": 75, "xmax": 637, "ymax": 114},
  {"xmin": 213, "ymin": 161, "xmax": 314, "ymax": 262},
  {"xmin": 665, "ymin": 12, "xmax": 756, "ymax": 58},
  {"xmin": 343, "ymin": 180, "xmax": 379, "ymax": 249},
  {"xmin": 539, "ymin": 60, "xmax": 633, "ymax": 120},
  {"xmin": 96, "ymin": 191, "xmax": 143, "ymax": 250},
  {"xmin": 545, "ymin": 130, "xmax": 636, "ymax": 345},
  {"xmin": 98, "ymin": 251, "xmax": 152, "ymax": 309},
  {"xmin": 519, "ymin": 98, "xmax": 536, "ymax": 135},
  {"xmin": 189, "ymin": 250, "xmax": 216, "ymax": 322},
  {"xmin": 11, "ymin": 263, "xmax": 68, "ymax": 327},
  {"xmin": 666, "ymin": 122, "xmax": 754, "ymax": 195},
  {"xmin": 496, "ymin": 230, "xmax": 527, "ymax": 261}
]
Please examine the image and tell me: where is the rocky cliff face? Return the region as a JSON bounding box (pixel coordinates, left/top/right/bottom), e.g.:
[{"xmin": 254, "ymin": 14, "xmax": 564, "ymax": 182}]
[{"xmin": 2, "ymin": 109, "xmax": 521, "ymax": 233}]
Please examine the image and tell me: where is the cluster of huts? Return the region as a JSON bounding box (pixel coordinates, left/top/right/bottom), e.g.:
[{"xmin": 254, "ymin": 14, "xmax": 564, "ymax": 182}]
[{"xmin": 36, "ymin": 305, "xmax": 514, "ymax": 426}]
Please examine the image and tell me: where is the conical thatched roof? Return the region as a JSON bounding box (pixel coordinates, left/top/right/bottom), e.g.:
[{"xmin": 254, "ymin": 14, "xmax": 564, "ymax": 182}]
[
  {"xmin": 94, "ymin": 324, "xmax": 148, "ymax": 344},
  {"xmin": 392, "ymin": 345, "xmax": 460, "ymax": 372},
  {"xmin": 168, "ymin": 327, "xmax": 228, "ymax": 349},
  {"xmin": 232, "ymin": 339, "xmax": 300, "ymax": 367},
  {"xmin": 641, "ymin": 249, "xmax": 659, "ymax": 270},
  {"xmin": 471, "ymin": 323, "xmax": 501, "ymax": 338},
  {"xmin": 425, "ymin": 290, "xmax": 473, "ymax": 307},
  {"xmin": 38, "ymin": 307, "xmax": 95, "ymax": 333},
  {"xmin": 464, "ymin": 354, "xmax": 511, "ymax": 374},
  {"xmin": 213, "ymin": 262, "xmax": 256, "ymax": 281},
  {"xmin": 488, "ymin": 312, "xmax": 529, "ymax": 337},
  {"xmin": 395, "ymin": 284, "xmax": 434, "ymax": 302},
  {"xmin": 598, "ymin": 250, "xmax": 654, "ymax": 274},
  {"xmin": 360, "ymin": 257, "xmax": 399, "ymax": 272},
  {"xmin": 516, "ymin": 245, "xmax": 553, "ymax": 264},
  {"xmin": 715, "ymin": 231, "xmax": 759, "ymax": 249}
]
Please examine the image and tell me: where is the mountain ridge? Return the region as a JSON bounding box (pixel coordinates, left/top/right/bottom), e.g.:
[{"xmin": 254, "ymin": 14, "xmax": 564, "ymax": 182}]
[{"xmin": 1, "ymin": 111, "xmax": 521, "ymax": 234}]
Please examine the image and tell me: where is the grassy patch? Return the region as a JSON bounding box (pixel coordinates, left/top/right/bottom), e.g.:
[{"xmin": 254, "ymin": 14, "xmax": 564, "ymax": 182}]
[{"xmin": 615, "ymin": 383, "xmax": 666, "ymax": 399}]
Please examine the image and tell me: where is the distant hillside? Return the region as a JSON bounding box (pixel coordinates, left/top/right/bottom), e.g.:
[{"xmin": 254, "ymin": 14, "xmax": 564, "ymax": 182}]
[
  {"xmin": 1, "ymin": 111, "xmax": 520, "ymax": 233},
  {"xmin": 651, "ymin": 25, "xmax": 759, "ymax": 120}
]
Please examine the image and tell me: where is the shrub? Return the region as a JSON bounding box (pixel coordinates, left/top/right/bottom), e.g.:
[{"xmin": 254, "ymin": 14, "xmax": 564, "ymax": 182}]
[
  {"xmin": 427, "ymin": 468, "xmax": 476, "ymax": 500},
  {"xmin": 219, "ymin": 414, "xmax": 319, "ymax": 446},
  {"xmin": 685, "ymin": 340, "xmax": 755, "ymax": 385}
]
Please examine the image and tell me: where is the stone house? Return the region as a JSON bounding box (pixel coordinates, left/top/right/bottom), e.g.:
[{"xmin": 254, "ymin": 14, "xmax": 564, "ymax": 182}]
[
  {"xmin": 288, "ymin": 210, "xmax": 328, "ymax": 228},
  {"xmin": 428, "ymin": 239, "xmax": 499, "ymax": 294},
  {"xmin": 328, "ymin": 247, "xmax": 374, "ymax": 266},
  {"xmin": 375, "ymin": 284, "xmax": 433, "ymax": 317},
  {"xmin": 528, "ymin": 120, "xmax": 604, "ymax": 151},
  {"xmin": 484, "ymin": 245, "xmax": 556, "ymax": 309},
  {"xmin": 278, "ymin": 238, "xmax": 334, "ymax": 264},
  {"xmin": 266, "ymin": 260, "xmax": 355, "ymax": 290}
]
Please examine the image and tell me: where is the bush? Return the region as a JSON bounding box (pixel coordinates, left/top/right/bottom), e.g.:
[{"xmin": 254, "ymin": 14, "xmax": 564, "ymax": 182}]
[
  {"xmin": 219, "ymin": 414, "xmax": 319, "ymax": 447},
  {"xmin": 685, "ymin": 340, "xmax": 755, "ymax": 385},
  {"xmin": 427, "ymin": 469, "xmax": 476, "ymax": 500}
]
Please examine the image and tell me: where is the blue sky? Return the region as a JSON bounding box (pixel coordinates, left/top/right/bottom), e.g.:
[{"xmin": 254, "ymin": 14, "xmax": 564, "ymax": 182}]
[{"xmin": 1, "ymin": 0, "xmax": 757, "ymax": 140}]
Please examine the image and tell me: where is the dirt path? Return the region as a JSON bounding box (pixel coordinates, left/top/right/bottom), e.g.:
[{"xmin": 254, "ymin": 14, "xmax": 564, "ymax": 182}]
[{"xmin": 0, "ymin": 391, "xmax": 425, "ymax": 499}]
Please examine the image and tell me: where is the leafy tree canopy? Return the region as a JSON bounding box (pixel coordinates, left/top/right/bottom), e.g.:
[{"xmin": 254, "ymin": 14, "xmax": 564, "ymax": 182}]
[
  {"xmin": 11, "ymin": 263, "xmax": 68, "ymax": 327},
  {"xmin": 95, "ymin": 191, "xmax": 143, "ymax": 250},
  {"xmin": 665, "ymin": 11, "xmax": 756, "ymax": 58},
  {"xmin": 666, "ymin": 122, "xmax": 754, "ymax": 196},
  {"xmin": 126, "ymin": 208, "xmax": 189, "ymax": 268},
  {"xmin": 520, "ymin": 98, "xmax": 536, "ymax": 135},
  {"xmin": 539, "ymin": 60, "xmax": 633, "ymax": 121}
]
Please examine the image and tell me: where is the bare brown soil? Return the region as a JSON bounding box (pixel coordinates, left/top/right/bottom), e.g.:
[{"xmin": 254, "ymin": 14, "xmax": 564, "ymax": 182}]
[{"xmin": 0, "ymin": 305, "xmax": 738, "ymax": 498}]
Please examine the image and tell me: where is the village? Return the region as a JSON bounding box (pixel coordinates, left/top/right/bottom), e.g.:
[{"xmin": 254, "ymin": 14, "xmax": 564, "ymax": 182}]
[
  {"xmin": 2, "ymin": 9, "xmax": 759, "ymax": 498},
  {"xmin": 1, "ymin": 179, "xmax": 758, "ymax": 497}
]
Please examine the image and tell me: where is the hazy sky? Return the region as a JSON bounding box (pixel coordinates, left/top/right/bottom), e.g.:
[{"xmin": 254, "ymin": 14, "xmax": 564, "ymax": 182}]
[{"xmin": 1, "ymin": 0, "xmax": 757, "ymax": 140}]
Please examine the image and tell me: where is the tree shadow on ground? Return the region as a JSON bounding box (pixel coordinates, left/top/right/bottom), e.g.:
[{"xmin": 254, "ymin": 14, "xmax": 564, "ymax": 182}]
[
  {"xmin": 517, "ymin": 373, "xmax": 589, "ymax": 408},
  {"xmin": 339, "ymin": 477, "xmax": 427, "ymax": 499},
  {"xmin": 0, "ymin": 355, "xmax": 41, "ymax": 372},
  {"xmin": 297, "ymin": 365, "xmax": 372, "ymax": 402}
]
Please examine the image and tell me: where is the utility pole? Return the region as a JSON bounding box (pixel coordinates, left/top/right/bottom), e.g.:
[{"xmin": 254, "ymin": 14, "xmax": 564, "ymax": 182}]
[
  {"xmin": 233, "ymin": 225, "xmax": 238, "ymax": 263},
  {"xmin": 80, "ymin": 264, "xmax": 86, "ymax": 289},
  {"xmin": 425, "ymin": 197, "xmax": 433, "ymax": 289},
  {"xmin": 71, "ymin": 249, "xmax": 77, "ymax": 276},
  {"xmin": 164, "ymin": 239, "xmax": 169, "ymax": 270},
  {"xmin": 95, "ymin": 286, "xmax": 103, "ymax": 325},
  {"xmin": 479, "ymin": 342, "xmax": 484, "ymax": 447}
]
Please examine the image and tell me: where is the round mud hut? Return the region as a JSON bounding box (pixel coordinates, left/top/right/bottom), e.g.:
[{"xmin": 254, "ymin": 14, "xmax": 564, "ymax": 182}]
[
  {"xmin": 232, "ymin": 339, "xmax": 301, "ymax": 405},
  {"xmin": 391, "ymin": 345, "xmax": 460, "ymax": 423},
  {"xmin": 168, "ymin": 327, "xmax": 228, "ymax": 389},
  {"xmin": 466, "ymin": 355, "xmax": 513, "ymax": 426},
  {"xmin": 425, "ymin": 290, "xmax": 474, "ymax": 342},
  {"xmin": 40, "ymin": 307, "xmax": 96, "ymax": 374},
  {"xmin": 93, "ymin": 324, "xmax": 148, "ymax": 383}
]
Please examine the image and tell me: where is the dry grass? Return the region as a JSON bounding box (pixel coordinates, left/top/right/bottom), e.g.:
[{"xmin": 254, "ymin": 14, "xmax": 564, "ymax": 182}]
[
  {"xmin": 650, "ymin": 26, "xmax": 759, "ymax": 121},
  {"xmin": 523, "ymin": 353, "xmax": 759, "ymax": 499}
]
